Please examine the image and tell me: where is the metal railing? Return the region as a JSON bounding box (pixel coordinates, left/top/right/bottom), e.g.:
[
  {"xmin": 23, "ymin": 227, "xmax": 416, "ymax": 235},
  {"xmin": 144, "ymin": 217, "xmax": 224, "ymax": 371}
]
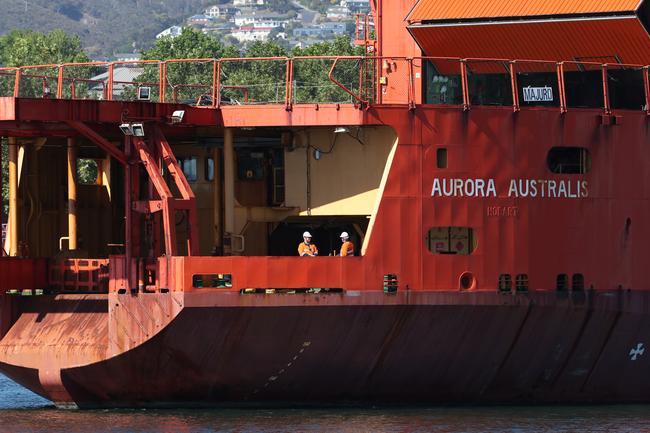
[{"xmin": 1, "ymin": 56, "xmax": 648, "ymax": 114}]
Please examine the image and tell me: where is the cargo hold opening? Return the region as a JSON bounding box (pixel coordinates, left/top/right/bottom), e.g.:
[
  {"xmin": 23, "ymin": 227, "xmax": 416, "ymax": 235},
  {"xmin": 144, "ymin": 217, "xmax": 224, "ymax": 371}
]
[{"xmin": 176, "ymin": 125, "xmax": 397, "ymax": 256}]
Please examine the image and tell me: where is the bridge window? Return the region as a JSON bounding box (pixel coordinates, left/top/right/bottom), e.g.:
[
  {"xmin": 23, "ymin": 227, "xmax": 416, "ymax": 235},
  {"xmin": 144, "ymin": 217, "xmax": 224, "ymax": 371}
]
[
  {"xmin": 426, "ymin": 227, "xmax": 476, "ymax": 255},
  {"xmin": 178, "ymin": 157, "xmax": 197, "ymax": 182},
  {"xmin": 547, "ymin": 147, "xmax": 590, "ymax": 174},
  {"xmin": 607, "ymin": 68, "xmax": 646, "ymax": 110},
  {"xmin": 556, "ymin": 274, "xmax": 569, "ymax": 291},
  {"xmin": 205, "ymin": 157, "xmax": 214, "ymax": 181},
  {"xmin": 564, "ymin": 69, "xmax": 604, "ymax": 109},
  {"xmin": 423, "ymin": 59, "xmax": 463, "ymax": 105},
  {"xmin": 466, "ymin": 61, "xmax": 512, "ymax": 106}
]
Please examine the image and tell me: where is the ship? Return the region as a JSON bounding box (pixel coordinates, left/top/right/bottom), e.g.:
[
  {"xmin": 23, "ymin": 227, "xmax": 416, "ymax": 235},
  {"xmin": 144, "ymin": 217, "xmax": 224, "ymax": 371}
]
[{"xmin": 1, "ymin": 0, "xmax": 650, "ymax": 408}]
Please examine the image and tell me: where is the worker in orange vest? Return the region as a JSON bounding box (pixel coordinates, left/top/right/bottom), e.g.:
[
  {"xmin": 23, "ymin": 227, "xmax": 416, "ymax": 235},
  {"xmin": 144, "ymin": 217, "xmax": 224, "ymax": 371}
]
[
  {"xmin": 298, "ymin": 231, "xmax": 318, "ymax": 256},
  {"xmin": 339, "ymin": 232, "xmax": 355, "ymax": 257}
]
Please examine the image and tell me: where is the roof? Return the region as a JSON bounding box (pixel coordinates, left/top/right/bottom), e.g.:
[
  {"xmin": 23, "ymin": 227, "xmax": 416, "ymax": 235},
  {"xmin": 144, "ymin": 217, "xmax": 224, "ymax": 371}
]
[
  {"xmin": 409, "ymin": 16, "xmax": 650, "ymax": 64},
  {"xmin": 407, "ymin": 0, "xmax": 643, "ymax": 22}
]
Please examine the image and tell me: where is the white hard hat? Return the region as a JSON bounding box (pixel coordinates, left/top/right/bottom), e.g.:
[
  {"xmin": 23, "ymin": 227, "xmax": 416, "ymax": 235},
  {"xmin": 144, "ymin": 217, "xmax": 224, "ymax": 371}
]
[
  {"xmin": 340, "ymin": 231, "xmax": 349, "ymax": 239},
  {"xmin": 303, "ymin": 231, "xmax": 312, "ymax": 238}
]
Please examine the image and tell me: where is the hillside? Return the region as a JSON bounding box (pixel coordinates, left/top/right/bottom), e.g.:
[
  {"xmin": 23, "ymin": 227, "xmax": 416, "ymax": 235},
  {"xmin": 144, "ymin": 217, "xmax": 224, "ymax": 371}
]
[{"xmin": 0, "ymin": 0, "xmax": 218, "ymax": 57}]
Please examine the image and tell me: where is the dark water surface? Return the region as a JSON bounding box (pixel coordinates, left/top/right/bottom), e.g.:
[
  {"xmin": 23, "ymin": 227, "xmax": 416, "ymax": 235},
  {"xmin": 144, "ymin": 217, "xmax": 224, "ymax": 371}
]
[{"xmin": 1, "ymin": 375, "xmax": 650, "ymax": 433}]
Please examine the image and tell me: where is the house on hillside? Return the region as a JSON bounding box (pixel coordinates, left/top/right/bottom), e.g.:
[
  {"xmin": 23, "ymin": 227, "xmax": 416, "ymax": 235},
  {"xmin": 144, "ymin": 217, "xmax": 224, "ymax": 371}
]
[
  {"xmin": 205, "ymin": 5, "xmax": 239, "ymax": 18},
  {"xmin": 326, "ymin": 6, "xmax": 351, "ymax": 20},
  {"xmin": 231, "ymin": 26, "xmax": 273, "ymax": 42},
  {"xmin": 341, "ymin": 0, "xmax": 370, "ymax": 12},
  {"xmin": 188, "ymin": 14, "xmax": 214, "ymax": 26},
  {"xmin": 234, "ymin": 13, "xmax": 289, "ymax": 28},
  {"xmin": 233, "ymin": 0, "xmax": 264, "ymax": 6},
  {"xmin": 156, "ymin": 26, "xmax": 183, "ymax": 39}
]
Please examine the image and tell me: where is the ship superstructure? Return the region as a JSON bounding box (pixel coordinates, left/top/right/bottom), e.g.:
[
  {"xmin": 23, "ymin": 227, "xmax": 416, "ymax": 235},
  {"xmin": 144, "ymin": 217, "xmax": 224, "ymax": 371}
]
[{"xmin": 1, "ymin": 0, "xmax": 650, "ymax": 407}]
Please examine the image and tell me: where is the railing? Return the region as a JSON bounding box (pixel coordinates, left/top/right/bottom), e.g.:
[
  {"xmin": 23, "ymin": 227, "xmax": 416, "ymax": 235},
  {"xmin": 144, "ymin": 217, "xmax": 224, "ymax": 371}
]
[{"xmin": 1, "ymin": 56, "xmax": 649, "ymax": 113}]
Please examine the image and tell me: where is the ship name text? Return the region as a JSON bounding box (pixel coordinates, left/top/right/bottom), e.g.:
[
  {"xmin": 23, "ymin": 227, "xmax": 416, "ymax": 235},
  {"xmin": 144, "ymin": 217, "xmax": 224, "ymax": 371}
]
[{"xmin": 431, "ymin": 178, "xmax": 589, "ymax": 198}]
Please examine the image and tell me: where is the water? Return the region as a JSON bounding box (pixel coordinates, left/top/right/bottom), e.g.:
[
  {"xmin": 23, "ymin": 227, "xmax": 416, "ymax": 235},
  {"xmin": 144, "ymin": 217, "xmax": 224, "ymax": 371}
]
[{"xmin": 1, "ymin": 374, "xmax": 650, "ymax": 433}]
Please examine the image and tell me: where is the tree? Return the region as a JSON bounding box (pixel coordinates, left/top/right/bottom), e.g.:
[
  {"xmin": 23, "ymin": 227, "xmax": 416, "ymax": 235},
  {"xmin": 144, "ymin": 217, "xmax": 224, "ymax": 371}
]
[
  {"xmin": 0, "ymin": 29, "xmax": 90, "ymax": 221},
  {"xmin": 291, "ymin": 36, "xmax": 368, "ymax": 103},
  {"xmin": 138, "ymin": 28, "xmax": 239, "ymax": 103}
]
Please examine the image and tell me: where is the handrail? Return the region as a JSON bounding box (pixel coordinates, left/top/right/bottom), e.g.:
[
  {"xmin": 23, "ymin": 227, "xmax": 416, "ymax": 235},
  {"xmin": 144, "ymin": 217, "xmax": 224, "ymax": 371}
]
[{"xmin": 3, "ymin": 56, "xmax": 649, "ymax": 114}]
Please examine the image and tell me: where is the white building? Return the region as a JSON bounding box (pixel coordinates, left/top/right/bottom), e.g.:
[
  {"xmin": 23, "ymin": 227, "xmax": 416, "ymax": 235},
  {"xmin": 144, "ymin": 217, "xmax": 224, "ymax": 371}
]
[
  {"xmin": 205, "ymin": 5, "xmax": 238, "ymax": 18},
  {"xmin": 233, "ymin": 13, "xmax": 288, "ymax": 28},
  {"xmin": 231, "ymin": 26, "xmax": 272, "ymax": 42},
  {"xmin": 341, "ymin": 0, "xmax": 370, "ymax": 11},
  {"xmin": 156, "ymin": 25, "xmax": 183, "ymax": 39},
  {"xmin": 326, "ymin": 6, "xmax": 351, "ymax": 19},
  {"xmin": 233, "ymin": 0, "xmax": 264, "ymax": 6}
]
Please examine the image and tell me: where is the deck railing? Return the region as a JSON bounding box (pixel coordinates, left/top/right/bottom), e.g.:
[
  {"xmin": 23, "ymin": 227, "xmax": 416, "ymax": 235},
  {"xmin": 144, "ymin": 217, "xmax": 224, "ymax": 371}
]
[{"xmin": 0, "ymin": 56, "xmax": 648, "ymax": 113}]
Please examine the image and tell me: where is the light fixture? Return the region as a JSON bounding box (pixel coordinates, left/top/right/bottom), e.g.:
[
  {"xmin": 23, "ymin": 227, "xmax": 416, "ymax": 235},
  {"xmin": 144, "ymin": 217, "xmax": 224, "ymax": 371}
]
[
  {"xmin": 333, "ymin": 127, "xmax": 349, "ymax": 134},
  {"xmin": 313, "ymin": 149, "xmax": 322, "ymax": 160},
  {"xmin": 119, "ymin": 123, "xmax": 134, "ymax": 136},
  {"xmin": 119, "ymin": 123, "xmax": 145, "ymax": 137},
  {"xmin": 131, "ymin": 123, "xmax": 145, "ymax": 137},
  {"xmin": 170, "ymin": 110, "xmax": 185, "ymax": 124},
  {"xmin": 137, "ymin": 86, "xmax": 151, "ymax": 101}
]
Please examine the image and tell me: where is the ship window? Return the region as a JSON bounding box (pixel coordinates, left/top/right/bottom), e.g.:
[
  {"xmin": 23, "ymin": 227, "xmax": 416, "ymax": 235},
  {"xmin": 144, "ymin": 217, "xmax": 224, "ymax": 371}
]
[
  {"xmin": 572, "ymin": 273, "xmax": 584, "ymax": 291},
  {"xmin": 426, "ymin": 227, "xmax": 476, "ymax": 255},
  {"xmin": 498, "ymin": 274, "xmax": 512, "ymax": 292},
  {"xmin": 436, "ymin": 148, "xmax": 447, "ymax": 169},
  {"xmin": 547, "ymin": 147, "xmax": 590, "ymax": 174},
  {"xmin": 556, "ymin": 274, "xmax": 569, "ymax": 291},
  {"xmin": 515, "ymin": 274, "xmax": 529, "ymax": 292},
  {"xmin": 466, "ymin": 61, "xmax": 513, "ymax": 106},
  {"xmin": 205, "ymin": 157, "xmax": 214, "ymax": 181},
  {"xmin": 178, "ymin": 157, "xmax": 197, "ymax": 182},
  {"xmin": 77, "ymin": 159, "xmax": 99, "ymax": 185},
  {"xmin": 192, "ymin": 274, "xmax": 232, "ymax": 289}
]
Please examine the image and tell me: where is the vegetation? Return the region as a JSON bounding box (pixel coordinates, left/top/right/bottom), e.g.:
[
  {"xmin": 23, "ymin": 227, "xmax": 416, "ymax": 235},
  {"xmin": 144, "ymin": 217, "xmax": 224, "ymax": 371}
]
[
  {"xmin": 0, "ymin": 0, "xmax": 215, "ymax": 57},
  {"xmin": 0, "ymin": 29, "xmax": 92, "ymax": 219},
  {"xmin": 140, "ymin": 29, "xmax": 367, "ymax": 105}
]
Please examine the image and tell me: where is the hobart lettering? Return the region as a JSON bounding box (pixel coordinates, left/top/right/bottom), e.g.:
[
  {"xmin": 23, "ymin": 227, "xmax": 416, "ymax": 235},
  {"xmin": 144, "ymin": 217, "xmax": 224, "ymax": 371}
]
[{"xmin": 431, "ymin": 178, "xmax": 589, "ymax": 198}]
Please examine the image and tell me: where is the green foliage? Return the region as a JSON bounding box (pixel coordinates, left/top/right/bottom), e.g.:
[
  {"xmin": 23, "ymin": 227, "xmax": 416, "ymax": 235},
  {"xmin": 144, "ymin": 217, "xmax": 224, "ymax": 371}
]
[
  {"xmin": 0, "ymin": 29, "xmax": 93, "ymax": 98},
  {"xmin": 77, "ymin": 159, "xmax": 98, "ymax": 185},
  {"xmin": 0, "ymin": 0, "xmax": 215, "ymax": 57},
  {"xmin": 0, "ymin": 29, "xmax": 90, "ymax": 219},
  {"xmin": 291, "ymin": 36, "xmax": 369, "ymax": 103},
  {"xmin": 0, "ymin": 29, "xmax": 89, "ymax": 67}
]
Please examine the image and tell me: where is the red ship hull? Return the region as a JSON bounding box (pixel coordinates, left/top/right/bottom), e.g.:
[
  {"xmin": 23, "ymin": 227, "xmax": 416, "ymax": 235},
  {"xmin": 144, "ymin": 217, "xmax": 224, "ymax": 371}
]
[{"xmin": 2, "ymin": 289, "xmax": 649, "ymax": 408}]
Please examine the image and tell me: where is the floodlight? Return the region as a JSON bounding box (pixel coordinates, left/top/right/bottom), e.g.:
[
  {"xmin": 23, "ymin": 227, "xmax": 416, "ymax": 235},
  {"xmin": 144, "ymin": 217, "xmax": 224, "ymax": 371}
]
[
  {"xmin": 171, "ymin": 110, "xmax": 185, "ymax": 124},
  {"xmin": 119, "ymin": 123, "xmax": 133, "ymax": 136},
  {"xmin": 131, "ymin": 123, "xmax": 145, "ymax": 137},
  {"xmin": 137, "ymin": 86, "xmax": 151, "ymax": 101},
  {"xmin": 333, "ymin": 127, "xmax": 349, "ymax": 134}
]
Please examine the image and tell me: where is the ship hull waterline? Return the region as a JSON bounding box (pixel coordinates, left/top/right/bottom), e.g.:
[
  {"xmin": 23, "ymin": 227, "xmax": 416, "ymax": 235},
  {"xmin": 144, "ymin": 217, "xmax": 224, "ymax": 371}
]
[{"xmin": 1, "ymin": 290, "xmax": 649, "ymax": 408}]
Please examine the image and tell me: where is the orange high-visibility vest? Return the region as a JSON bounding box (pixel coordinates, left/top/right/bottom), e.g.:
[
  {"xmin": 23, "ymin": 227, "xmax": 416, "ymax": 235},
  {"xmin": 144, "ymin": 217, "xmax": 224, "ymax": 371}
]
[
  {"xmin": 298, "ymin": 242, "xmax": 318, "ymax": 256},
  {"xmin": 340, "ymin": 241, "xmax": 354, "ymax": 257}
]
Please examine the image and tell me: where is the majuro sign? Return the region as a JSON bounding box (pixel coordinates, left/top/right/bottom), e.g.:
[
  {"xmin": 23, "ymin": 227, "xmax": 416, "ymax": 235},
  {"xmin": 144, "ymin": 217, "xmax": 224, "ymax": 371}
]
[{"xmin": 431, "ymin": 178, "xmax": 589, "ymax": 198}]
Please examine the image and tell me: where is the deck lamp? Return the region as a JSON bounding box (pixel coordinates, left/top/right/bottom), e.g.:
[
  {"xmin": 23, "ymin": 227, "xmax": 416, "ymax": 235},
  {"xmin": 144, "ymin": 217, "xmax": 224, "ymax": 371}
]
[
  {"xmin": 119, "ymin": 123, "xmax": 145, "ymax": 137},
  {"xmin": 119, "ymin": 123, "xmax": 134, "ymax": 136},
  {"xmin": 131, "ymin": 123, "xmax": 145, "ymax": 137}
]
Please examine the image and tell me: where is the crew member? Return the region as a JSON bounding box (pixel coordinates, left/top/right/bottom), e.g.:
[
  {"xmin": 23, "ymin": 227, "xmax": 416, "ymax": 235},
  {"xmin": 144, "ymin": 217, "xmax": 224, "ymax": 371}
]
[
  {"xmin": 298, "ymin": 231, "xmax": 318, "ymax": 257},
  {"xmin": 339, "ymin": 232, "xmax": 354, "ymax": 257}
]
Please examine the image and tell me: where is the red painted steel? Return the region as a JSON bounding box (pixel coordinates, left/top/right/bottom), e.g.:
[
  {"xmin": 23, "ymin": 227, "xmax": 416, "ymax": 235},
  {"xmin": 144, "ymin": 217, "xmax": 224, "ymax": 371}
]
[
  {"xmin": 408, "ymin": 0, "xmax": 642, "ymax": 22},
  {"xmin": 409, "ymin": 17, "xmax": 650, "ymax": 64},
  {"xmin": 3, "ymin": 0, "xmax": 650, "ymax": 407}
]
